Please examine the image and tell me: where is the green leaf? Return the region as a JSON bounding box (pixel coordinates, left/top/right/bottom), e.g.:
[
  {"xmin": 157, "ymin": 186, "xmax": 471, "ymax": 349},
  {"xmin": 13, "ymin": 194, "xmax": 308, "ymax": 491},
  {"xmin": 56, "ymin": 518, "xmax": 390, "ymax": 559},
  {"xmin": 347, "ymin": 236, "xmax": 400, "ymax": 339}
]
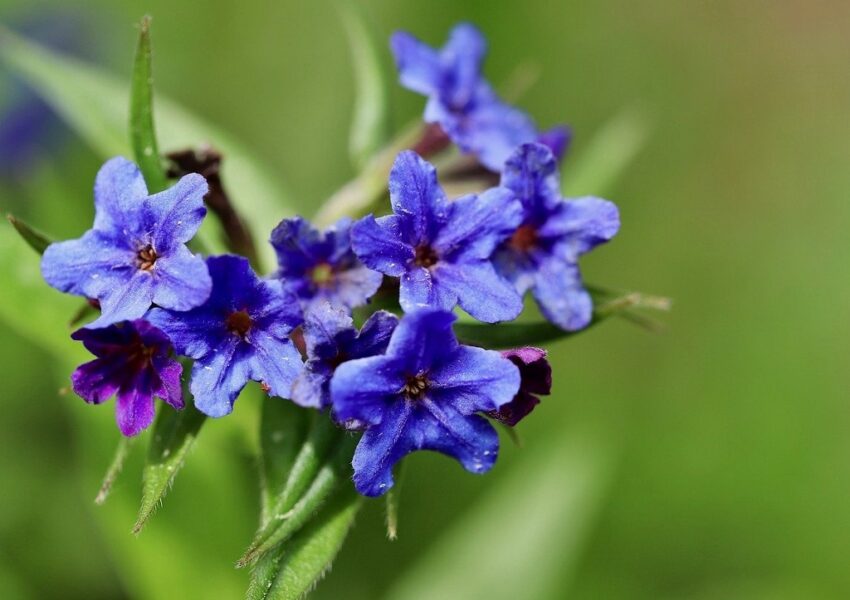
[
  {"xmin": 246, "ymin": 486, "xmax": 362, "ymax": 600},
  {"xmin": 454, "ymin": 289, "xmax": 671, "ymax": 348},
  {"xmin": 336, "ymin": 1, "xmax": 391, "ymax": 170},
  {"xmin": 238, "ymin": 434, "xmax": 355, "ymax": 567},
  {"xmin": 562, "ymin": 109, "xmax": 649, "ymax": 197},
  {"xmin": 6, "ymin": 213, "xmax": 52, "ymax": 255},
  {"xmin": 129, "ymin": 16, "xmax": 168, "ymax": 193},
  {"xmin": 0, "ymin": 26, "xmax": 292, "ymax": 266},
  {"xmin": 259, "ymin": 400, "xmax": 312, "ymax": 525},
  {"xmin": 133, "ymin": 396, "xmax": 206, "ymax": 534},
  {"xmin": 95, "ymin": 436, "xmax": 135, "ymax": 506}
]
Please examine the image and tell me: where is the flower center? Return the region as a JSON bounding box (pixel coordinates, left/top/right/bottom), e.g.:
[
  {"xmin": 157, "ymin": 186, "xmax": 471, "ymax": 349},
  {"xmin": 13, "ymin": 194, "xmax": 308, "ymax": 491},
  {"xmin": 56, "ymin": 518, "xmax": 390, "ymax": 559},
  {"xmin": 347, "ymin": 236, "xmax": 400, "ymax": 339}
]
[
  {"xmin": 414, "ymin": 244, "xmax": 439, "ymax": 268},
  {"xmin": 310, "ymin": 262, "xmax": 334, "ymax": 287},
  {"xmin": 136, "ymin": 244, "xmax": 158, "ymax": 271},
  {"xmin": 508, "ymin": 224, "xmax": 538, "ymax": 253},
  {"xmin": 401, "ymin": 373, "xmax": 429, "ymax": 400},
  {"xmin": 226, "ymin": 310, "xmax": 253, "ymax": 338}
]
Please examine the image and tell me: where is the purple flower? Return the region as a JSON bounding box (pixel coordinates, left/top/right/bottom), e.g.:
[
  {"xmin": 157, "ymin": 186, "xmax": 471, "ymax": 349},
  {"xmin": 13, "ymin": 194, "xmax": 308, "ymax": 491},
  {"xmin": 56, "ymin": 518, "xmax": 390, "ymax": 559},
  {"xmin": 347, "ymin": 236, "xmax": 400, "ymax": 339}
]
[
  {"xmin": 147, "ymin": 255, "xmax": 303, "ymax": 417},
  {"xmin": 493, "ymin": 143, "xmax": 620, "ymax": 330},
  {"xmin": 487, "ymin": 347, "xmax": 551, "ymax": 426},
  {"xmin": 351, "ymin": 150, "xmax": 523, "ymax": 323},
  {"xmin": 291, "ymin": 303, "xmax": 398, "ymax": 409},
  {"xmin": 41, "ymin": 157, "xmax": 212, "ymax": 329},
  {"xmin": 270, "ymin": 216, "xmax": 383, "ymax": 314},
  {"xmin": 391, "ymin": 23, "xmax": 569, "ymax": 171},
  {"xmin": 330, "ymin": 308, "xmax": 521, "ymax": 497},
  {"xmin": 70, "ymin": 320, "xmax": 183, "ymax": 437}
]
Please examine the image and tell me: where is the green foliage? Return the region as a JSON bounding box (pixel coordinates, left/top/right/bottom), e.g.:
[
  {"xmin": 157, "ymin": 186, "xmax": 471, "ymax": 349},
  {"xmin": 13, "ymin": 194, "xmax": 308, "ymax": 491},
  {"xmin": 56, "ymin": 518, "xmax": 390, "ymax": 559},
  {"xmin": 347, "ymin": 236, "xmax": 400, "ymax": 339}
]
[
  {"xmin": 259, "ymin": 400, "xmax": 312, "ymax": 524},
  {"xmin": 6, "ymin": 213, "xmax": 52, "ymax": 255}
]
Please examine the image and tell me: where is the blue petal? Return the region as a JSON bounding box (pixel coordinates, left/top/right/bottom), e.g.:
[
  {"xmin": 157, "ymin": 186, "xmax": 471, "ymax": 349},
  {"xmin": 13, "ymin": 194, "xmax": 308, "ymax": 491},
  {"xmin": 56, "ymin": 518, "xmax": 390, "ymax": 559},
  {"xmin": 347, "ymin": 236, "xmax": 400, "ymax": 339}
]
[
  {"xmin": 398, "ymin": 266, "xmax": 457, "ymax": 313},
  {"xmin": 491, "ymin": 245, "xmax": 538, "ymax": 295},
  {"xmin": 330, "ymin": 355, "xmax": 406, "ymax": 426},
  {"xmin": 501, "ymin": 142, "xmax": 561, "ymax": 215},
  {"xmin": 385, "ymin": 308, "xmax": 458, "ymax": 372},
  {"xmin": 429, "ymin": 346, "xmax": 520, "ymax": 413},
  {"xmin": 302, "ymin": 302, "xmax": 354, "ymax": 357},
  {"xmin": 351, "ymin": 214, "xmax": 414, "ymax": 277},
  {"xmin": 321, "ymin": 263, "xmax": 384, "ymax": 312},
  {"xmin": 538, "ymin": 197, "xmax": 620, "ymax": 257},
  {"xmin": 89, "ymin": 272, "xmax": 155, "ymax": 328},
  {"xmin": 390, "ymin": 31, "xmax": 442, "ymax": 97},
  {"xmin": 351, "ymin": 399, "xmax": 414, "ymax": 496},
  {"xmin": 92, "ymin": 157, "xmax": 149, "ymax": 232},
  {"xmin": 150, "ymin": 245, "xmax": 212, "ymax": 311},
  {"xmin": 537, "ymin": 125, "xmax": 572, "ymax": 161},
  {"xmin": 466, "ymin": 99, "xmax": 538, "ymax": 172},
  {"xmin": 41, "ymin": 230, "xmax": 133, "ymax": 299},
  {"xmin": 190, "ymin": 338, "xmax": 251, "ymax": 417},
  {"xmin": 270, "ymin": 216, "xmax": 323, "ymax": 275},
  {"xmin": 388, "ymin": 151, "xmax": 448, "ymax": 245},
  {"xmin": 146, "ymin": 173, "xmax": 208, "ymax": 251},
  {"xmin": 531, "ymin": 258, "xmax": 593, "ymax": 331},
  {"xmin": 432, "ymin": 261, "xmax": 522, "ymax": 323},
  {"xmin": 440, "ymin": 23, "xmax": 487, "ymax": 109},
  {"xmin": 291, "ymin": 366, "xmax": 331, "ymax": 409},
  {"xmin": 352, "ymin": 311, "xmax": 399, "ymax": 358},
  {"xmin": 248, "ymin": 330, "xmax": 303, "ymax": 400},
  {"xmin": 146, "ymin": 306, "xmax": 221, "ymax": 359},
  {"xmin": 433, "ymin": 187, "xmax": 522, "ymax": 261}
]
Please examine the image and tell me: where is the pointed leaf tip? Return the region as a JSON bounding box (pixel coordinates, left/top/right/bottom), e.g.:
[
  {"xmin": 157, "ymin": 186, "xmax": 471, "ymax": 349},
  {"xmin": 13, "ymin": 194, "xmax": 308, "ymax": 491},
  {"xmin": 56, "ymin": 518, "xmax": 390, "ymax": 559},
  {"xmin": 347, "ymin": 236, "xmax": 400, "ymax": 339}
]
[{"xmin": 7, "ymin": 214, "xmax": 52, "ymax": 255}]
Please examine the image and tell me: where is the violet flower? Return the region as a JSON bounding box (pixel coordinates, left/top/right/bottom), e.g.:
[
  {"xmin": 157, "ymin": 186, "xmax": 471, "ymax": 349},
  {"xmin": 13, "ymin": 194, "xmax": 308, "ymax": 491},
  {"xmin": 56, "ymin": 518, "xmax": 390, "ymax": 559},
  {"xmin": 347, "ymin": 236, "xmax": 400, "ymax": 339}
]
[{"xmin": 487, "ymin": 347, "xmax": 551, "ymax": 426}]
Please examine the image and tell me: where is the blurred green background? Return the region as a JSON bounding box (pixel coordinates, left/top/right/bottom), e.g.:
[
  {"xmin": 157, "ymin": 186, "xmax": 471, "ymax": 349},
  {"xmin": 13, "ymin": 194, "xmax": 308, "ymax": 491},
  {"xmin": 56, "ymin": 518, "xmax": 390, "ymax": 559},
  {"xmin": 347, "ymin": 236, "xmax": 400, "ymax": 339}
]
[{"xmin": 1, "ymin": 0, "xmax": 849, "ymax": 598}]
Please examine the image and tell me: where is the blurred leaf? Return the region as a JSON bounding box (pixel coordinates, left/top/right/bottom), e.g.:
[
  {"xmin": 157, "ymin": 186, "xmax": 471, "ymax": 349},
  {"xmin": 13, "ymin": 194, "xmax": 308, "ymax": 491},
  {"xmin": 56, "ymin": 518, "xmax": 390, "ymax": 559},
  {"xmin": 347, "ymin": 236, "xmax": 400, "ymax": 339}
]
[
  {"xmin": 0, "ymin": 26, "xmax": 292, "ymax": 266},
  {"xmin": 562, "ymin": 109, "xmax": 649, "ymax": 197},
  {"xmin": 129, "ymin": 16, "xmax": 167, "ymax": 193},
  {"xmin": 259, "ymin": 400, "xmax": 312, "ymax": 525},
  {"xmin": 385, "ymin": 460, "xmax": 405, "ymax": 540},
  {"xmin": 246, "ymin": 486, "xmax": 362, "ymax": 600},
  {"xmin": 95, "ymin": 436, "xmax": 135, "ymax": 506},
  {"xmin": 454, "ymin": 289, "xmax": 670, "ymax": 348},
  {"xmin": 239, "ymin": 434, "xmax": 355, "ymax": 567},
  {"xmin": 386, "ymin": 432, "xmax": 614, "ymax": 600},
  {"xmin": 6, "ymin": 213, "xmax": 51, "ymax": 254},
  {"xmin": 134, "ymin": 396, "xmax": 206, "ymax": 534},
  {"xmin": 337, "ymin": 1, "xmax": 391, "ymax": 170}
]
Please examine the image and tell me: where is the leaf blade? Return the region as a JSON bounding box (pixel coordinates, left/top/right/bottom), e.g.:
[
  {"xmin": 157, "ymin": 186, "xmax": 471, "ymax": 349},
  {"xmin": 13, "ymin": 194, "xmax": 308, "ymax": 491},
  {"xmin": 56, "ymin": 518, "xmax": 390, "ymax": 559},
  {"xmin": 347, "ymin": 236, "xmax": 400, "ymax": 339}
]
[{"xmin": 6, "ymin": 213, "xmax": 52, "ymax": 254}]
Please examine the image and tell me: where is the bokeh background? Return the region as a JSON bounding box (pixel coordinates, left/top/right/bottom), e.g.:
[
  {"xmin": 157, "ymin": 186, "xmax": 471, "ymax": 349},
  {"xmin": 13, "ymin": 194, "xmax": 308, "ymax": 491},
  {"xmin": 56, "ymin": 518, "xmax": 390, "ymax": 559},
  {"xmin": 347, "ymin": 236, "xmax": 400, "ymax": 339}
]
[{"xmin": 1, "ymin": 1, "xmax": 849, "ymax": 598}]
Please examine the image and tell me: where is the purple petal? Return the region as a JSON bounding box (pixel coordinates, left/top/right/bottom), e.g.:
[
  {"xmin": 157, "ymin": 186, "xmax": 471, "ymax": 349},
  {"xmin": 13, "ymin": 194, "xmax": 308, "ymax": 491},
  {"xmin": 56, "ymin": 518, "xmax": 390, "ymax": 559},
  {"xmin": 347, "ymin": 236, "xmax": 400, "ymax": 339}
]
[
  {"xmin": 502, "ymin": 347, "xmax": 551, "ymax": 395},
  {"xmin": 146, "ymin": 306, "xmax": 220, "ymax": 359},
  {"xmin": 441, "ymin": 23, "xmax": 487, "ymax": 109},
  {"xmin": 398, "ymin": 266, "xmax": 456, "ymax": 314},
  {"xmin": 291, "ymin": 366, "xmax": 330, "ymax": 409},
  {"xmin": 88, "ymin": 273, "xmax": 155, "ymax": 328},
  {"xmin": 146, "ymin": 173, "xmax": 208, "ymax": 251},
  {"xmin": 247, "ymin": 331, "xmax": 303, "ymax": 399},
  {"xmin": 432, "ymin": 261, "xmax": 522, "ymax": 323},
  {"xmin": 330, "ymin": 355, "xmax": 406, "ymax": 426},
  {"xmin": 391, "ymin": 31, "xmax": 442, "ymax": 96},
  {"xmin": 351, "ymin": 399, "xmax": 414, "ymax": 496},
  {"xmin": 115, "ymin": 377, "xmax": 157, "ymax": 437},
  {"xmin": 153, "ymin": 358, "xmax": 184, "ymax": 410},
  {"xmin": 150, "ymin": 246, "xmax": 212, "ymax": 311},
  {"xmin": 71, "ymin": 357, "xmax": 122, "ymax": 404},
  {"xmin": 501, "ymin": 142, "xmax": 561, "ymax": 215},
  {"xmin": 531, "ymin": 259, "xmax": 593, "ymax": 331},
  {"xmin": 537, "ymin": 126, "xmax": 572, "ymax": 161},
  {"xmin": 465, "ymin": 100, "xmax": 538, "ymax": 172},
  {"xmin": 41, "ymin": 231, "xmax": 133, "ymax": 299},
  {"xmin": 385, "ymin": 308, "xmax": 458, "ymax": 372},
  {"xmin": 433, "ymin": 187, "xmax": 522, "ymax": 261},
  {"xmin": 388, "ymin": 151, "xmax": 448, "ymax": 245},
  {"xmin": 189, "ymin": 339, "xmax": 251, "ymax": 417},
  {"xmin": 429, "ymin": 345, "xmax": 520, "ymax": 413},
  {"xmin": 302, "ymin": 302, "xmax": 354, "ymax": 357},
  {"xmin": 352, "ymin": 311, "xmax": 399, "ymax": 357},
  {"xmin": 488, "ymin": 391, "xmax": 541, "ymax": 427},
  {"xmin": 351, "ymin": 214, "xmax": 414, "ymax": 277},
  {"xmin": 92, "ymin": 157, "xmax": 149, "ymax": 232},
  {"xmin": 538, "ymin": 197, "xmax": 620, "ymax": 256}
]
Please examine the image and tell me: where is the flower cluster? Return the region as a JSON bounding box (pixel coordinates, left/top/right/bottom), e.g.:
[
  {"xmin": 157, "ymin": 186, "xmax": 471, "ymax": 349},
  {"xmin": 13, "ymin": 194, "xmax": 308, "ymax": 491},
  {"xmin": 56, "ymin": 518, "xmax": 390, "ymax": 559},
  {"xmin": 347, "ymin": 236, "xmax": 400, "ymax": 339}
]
[{"xmin": 39, "ymin": 23, "xmax": 619, "ymax": 497}]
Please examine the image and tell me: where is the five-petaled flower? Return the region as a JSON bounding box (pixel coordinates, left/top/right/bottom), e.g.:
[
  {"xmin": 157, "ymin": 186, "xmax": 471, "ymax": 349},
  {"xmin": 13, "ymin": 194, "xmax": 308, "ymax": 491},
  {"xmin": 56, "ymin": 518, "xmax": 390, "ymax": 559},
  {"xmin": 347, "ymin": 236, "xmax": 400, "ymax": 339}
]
[
  {"xmin": 487, "ymin": 347, "xmax": 552, "ymax": 426},
  {"xmin": 270, "ymin": 216, "xmax": 383, "ymax": 315},
  {"xmin": 330, "ymin": 308, "xmax": 520, "ymax": 496},
  {"xmin": 41, "ymin": 157, "xmax": 212, "ymax": 328},
  {"xmin": 391, "ymin": 23, "xmax": 569, "ymax": 171},
  {"xmin": 291, "ymin": 302, "xmax": 398, "ymax": 409},
  {"xmin": 147, "ymin": 255, "xmax": 303, "ymax": 417},
  {"xmin": 70, "ymin": 320, "xmax": 183, "ymax": 437},
  {"xmin": 493, "ymin": 143, "xmax": 620, "ymax": 330},
  {"xmin": 351, "ymin": 150, "xmax": 523, "ymax": 323}
]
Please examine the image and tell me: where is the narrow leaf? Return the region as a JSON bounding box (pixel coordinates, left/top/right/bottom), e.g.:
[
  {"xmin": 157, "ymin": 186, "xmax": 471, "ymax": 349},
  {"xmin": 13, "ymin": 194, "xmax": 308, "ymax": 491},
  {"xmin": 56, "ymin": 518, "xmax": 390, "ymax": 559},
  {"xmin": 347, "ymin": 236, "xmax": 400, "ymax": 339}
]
[
  {"xmin": 337, "ymin": 1, "xmax": 391, "ymax": 169},
  {"xmin": 246, "ymin": 486, "xmax": 362, "ymax": 600},
  {"xmin": 259, "ymin": 400, "xmax": 312, "ymax": 525},
  {"xmin": 134, "ymin": 396, "xmax": 206, "ymax": 533},
  {"xmin": 95, "ymin": 436, "xmax": 135, "ymax": 505},
  {"xmin": 6, "ymin": 213, "xmax": 52, "ymax": 254},
  {"xmin": 129, "ymin": 16, "xmax": 167, "ymax": 193}
]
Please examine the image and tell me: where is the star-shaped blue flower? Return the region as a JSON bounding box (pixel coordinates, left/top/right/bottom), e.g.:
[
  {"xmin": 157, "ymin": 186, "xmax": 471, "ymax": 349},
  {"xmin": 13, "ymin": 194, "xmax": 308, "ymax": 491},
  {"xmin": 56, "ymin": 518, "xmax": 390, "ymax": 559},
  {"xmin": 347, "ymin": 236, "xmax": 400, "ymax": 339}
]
[
  {"xmin": 41, "ymin": 157, "xmax": 212, "ymax": 328},
  {"xmin": 270, "ymin": 216, "xmax": 383, "ymax": 314},
  {"xmin": 71, "ymin": 319, "xmax": 183, "ymax": 437},
  {"xmin": 391, "ymin": 23, "xmax": 569, "ymax": 171},
  {"xmin": 147, "ymin": 255, "xmax": 303, "ymax": 417},
  {"xmin": 351, "ymin": 150, "xmax": 523, "ymax": 323},
  {"xmin": 330, "ymin": 308, "xmax": 520, "ymax": 496},
  {"xmin": 291, "ymin": 302, "xmax": 398, "ymax": 409},
  {"xmin": 493, "ymin": 143, "xmax": 620, "ymax": 330}
]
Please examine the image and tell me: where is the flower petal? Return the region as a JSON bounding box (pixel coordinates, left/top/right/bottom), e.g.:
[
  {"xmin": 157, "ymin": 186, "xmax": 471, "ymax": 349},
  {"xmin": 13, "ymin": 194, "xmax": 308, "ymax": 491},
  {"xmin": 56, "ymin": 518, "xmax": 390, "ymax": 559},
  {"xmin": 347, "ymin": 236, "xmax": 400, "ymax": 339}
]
[
  {"xmin": 248, "ymin": 331, "xmax": 303, "ymax": 400},
  {"xmin": 429, "ymin": 345, "xmax": 520, "ymax": 413},
  {"xmin": 352, "ymin": 310, "xmax": 399, "ymax": 358},
  {"xmin": 441, "ymin": 23, "xmax": 487, "ymax": 109},
  {"xmin": 41, "ymin": 231, "xmax": 133, "ymax": 299},
  {"xmin": 88, "ymin": 272, "xmax": 155, "ymax": 328},
  {"xmin": 351, "ymin": 214, "xmax": 414, "ymax": 277},
  {"xmin": 537, "ymin": 125, "xmax": 572, "ymax": 161},
  {"xmin": 115, "ymin": 376, "xmax": 157, "ymax": 437},
  {"xmin": 465, "ymin": 99, "xmax": 538, "ymax": 172},
  {"xmin": 324, "ymin": 264, "xmax": 384, "ymax": 311},
  {"xmin": 390, "ymin": 31, "xmax": 442, "ymax": 96},
  {"xmin": 71, "ymin": 357, "xmax": 122, "ymax": 404},
  {"xmin": 531, "ymin": 258, "xmax": 593, "ymax": 331},
  {"xmin": 146, "ymin": 173, "xmax": 208, "ymax": 251},
  {"xmin": 153, "ymin": 359, "xmax": 184, "ymax": 410},
  {"xmin": 189, "ymin": 339, "xmax": 251, "ymax": 417},
  {"xmin": 146, "ymin": 306, "xmax": 222, "ymax": 359},
  {"xmin": 433, "ymin": 187, "xmax": 522, "ymax": 261},
  {"xmin": 388, "ymin": 151, "xmax": 448, "ymax": 245},
  {"xmin": 302, "ymin": 302, "xmax": 354, "ymax": 358},
  {"xmin": 351, "ymin": 399, "xmax": 414, "ymax": 496},
  {"xmin": 433, "ymin": 261, "xmax": 522, "ymax": 323},
  {"xmin": 385, "ymin": 307, "xmax": 458, "ymax": 372},
  {"xmin": 500, "ymin": 142, "xmax": 561, "ymax": 215},
  {"xmin": 330, "ymin": 355, "xmax": 406, "ymax": 426},
  {"xmin": 150, "ymin": 246, "xmax": 212, "ymax": 311},
  {"xmin": 92, "ymin": 156, "xmax": 149, "ymax": 232},
  {"xmin": 291, "ymin": 365, "xmax": 330, "ymax": 409},
  {"xmin": 538, "ymin": 197, "xmax": 620, "ymax": 256},
  {"xmin": 398, "ymin": 266, "xmax": 457, "ymax": 314}
]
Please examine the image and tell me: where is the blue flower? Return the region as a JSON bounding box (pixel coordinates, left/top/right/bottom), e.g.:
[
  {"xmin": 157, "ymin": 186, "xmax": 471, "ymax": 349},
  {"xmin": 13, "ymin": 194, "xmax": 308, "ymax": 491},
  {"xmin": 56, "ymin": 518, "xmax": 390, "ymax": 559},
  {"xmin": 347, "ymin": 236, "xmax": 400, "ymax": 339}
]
[
  {"xmin": 41, "ymin": 157, "xmax": 212, "ymax": 328},
  {"xmin": 291, "ymin": 303, "xmax": 398, "ymax": 409},
  {"xmin": 487, "ymin": 347, "xmax": 551, "ymax": 426},
  {"xmin": 270, "ymin": 216, "xmax": 383, "ymax": 314},
  {"xmin": 147, "ymin": 255, "xmax": 303, "ymax": 417},
  {"xmin": 493, "ymin": 143, "xmax": 620, "ymax": 330},
  {"xmin": 330, "ymin": 308, "xmax": 521, "ymax": 497},
  {"xmin": 391, "ymin": 23, "xmax": 569, "ymax": 171},
  {"xmin": 351, "ymin": 150, "xmax": 523, "ymax": 323},
  {"xmin": 71, "ymin": 320, "xmax": 183, "ymax": 437}
]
